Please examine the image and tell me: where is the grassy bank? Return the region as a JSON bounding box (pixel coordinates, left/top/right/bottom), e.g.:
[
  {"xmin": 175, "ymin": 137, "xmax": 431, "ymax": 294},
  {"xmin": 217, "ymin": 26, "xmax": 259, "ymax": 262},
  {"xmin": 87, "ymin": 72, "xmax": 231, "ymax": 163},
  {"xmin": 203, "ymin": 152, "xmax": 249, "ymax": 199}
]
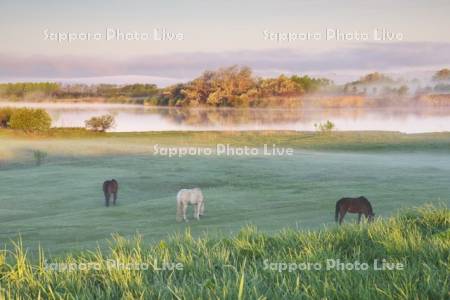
[
  {"xmin": 1, "ymin": 129, "xmax": 450, "ymax": 158},
  {"xmin": 1, "ymin": 206, "xmax": 448, "ymax": 299}
]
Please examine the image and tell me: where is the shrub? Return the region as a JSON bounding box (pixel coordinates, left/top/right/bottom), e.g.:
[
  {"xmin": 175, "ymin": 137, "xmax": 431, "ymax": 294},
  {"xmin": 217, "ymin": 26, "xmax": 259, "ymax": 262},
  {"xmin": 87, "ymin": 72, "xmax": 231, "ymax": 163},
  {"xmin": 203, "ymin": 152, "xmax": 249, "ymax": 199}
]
[
  {"xmin": 85, "ymin": 114, "xmax": 115, "ymax": 132},
  {"xmin": 0, "ymin": 107, "xmax": 14, "ymax": 128},
  {"xmin": 314, "ymin": 120, "xmax": 335, "ymax": 133},
  {"xmin": 33, "ymin": 150, "xmax": 47, "ymax": 166},
  {"xmin": 9, "ymin": 108, "xmax": 52, "ymax": 132}
]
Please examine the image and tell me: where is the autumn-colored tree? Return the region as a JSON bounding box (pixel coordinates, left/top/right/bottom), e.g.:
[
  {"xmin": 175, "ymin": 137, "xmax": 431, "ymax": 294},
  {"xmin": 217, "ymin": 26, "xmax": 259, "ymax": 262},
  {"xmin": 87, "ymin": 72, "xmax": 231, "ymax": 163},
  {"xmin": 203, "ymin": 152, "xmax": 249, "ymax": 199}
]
[
  {"xmin": 179, "ymin": 66, "xmax": 258, "ymax": 107},
  {"xmin": 181, "ymin": 71, "xmax": 214, "ymax": 106},
  {"xmin": 206, "ymin": 66, "xmax": 256, "ymax": 106},
  {"xmin": 0, "ymin": 66, "xmax": 333, "ymax": 107},
  {"xmin": 358, "ymin": 72, "xmax": 394, "ymax": 84},
  {"xmin": 433, "ymin": 69, "xmax": 450, "ymax": 81},
  {"xmin": 258, "ymin": 75, "xmax": 303, "ymax": 97}
]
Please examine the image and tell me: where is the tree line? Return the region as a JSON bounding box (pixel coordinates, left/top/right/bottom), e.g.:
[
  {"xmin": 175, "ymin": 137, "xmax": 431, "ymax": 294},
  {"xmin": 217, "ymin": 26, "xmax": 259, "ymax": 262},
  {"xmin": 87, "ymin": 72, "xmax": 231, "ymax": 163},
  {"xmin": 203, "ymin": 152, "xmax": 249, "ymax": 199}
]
[
  {"xmin": 152, "ymin": 66, "xmax": 332, "ymax": 107},
  {"xmin": 0, "ymin": 67, "xmax": 448, "ymax": 107},
  {"xmin": 0, "ymin": 66, "xmax": 331, "ymax": 107},
  {"xmin": 0, "ymin": 82, "xmax": 159, "ymax": 102}
]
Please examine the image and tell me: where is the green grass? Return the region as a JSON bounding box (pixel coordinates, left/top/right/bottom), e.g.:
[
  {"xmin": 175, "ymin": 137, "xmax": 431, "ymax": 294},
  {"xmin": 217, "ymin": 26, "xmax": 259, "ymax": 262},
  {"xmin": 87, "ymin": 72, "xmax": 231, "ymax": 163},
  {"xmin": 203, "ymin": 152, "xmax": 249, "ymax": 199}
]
[
  {"xmin": 1, "ymin": 129, "xmax": 450, "ymax": 163},
  {"xmin": 0, "ymin": 206, "xmax": 448, "ymax": 299},
  {"xmin": 0, "ymin": 131, "xmax": 449, "ymax": 255},
  {"xmin": 0, "ymin": 130, "xmax": 449, "ymax": 298},
  {"xmin": 2, "ymin": 128, "xmax": 450, "ymax": 149}
]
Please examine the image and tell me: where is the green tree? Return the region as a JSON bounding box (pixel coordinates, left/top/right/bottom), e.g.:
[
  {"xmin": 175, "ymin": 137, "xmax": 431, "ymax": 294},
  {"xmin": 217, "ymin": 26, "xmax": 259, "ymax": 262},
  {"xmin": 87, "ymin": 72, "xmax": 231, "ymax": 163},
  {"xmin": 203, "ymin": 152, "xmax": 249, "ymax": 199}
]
[
  {"xmin": 290, "ymin": 75, "xmax": 332, "ymax": 93},
  {"xmin": 0, "ymin": 82, "xmax": 60, "ymax": 99},
  {"xmin": 119, "ymin": 84, "xmax": 158, "ymax": 97},
  {"xmin": 9, "ymin": 108, "xmax": 52, "ymax": 132},
  {"xmin": 314, "ymin": 120, "xmax": 335, "ymax": 133},
  {"xmin": 33, "ymin": 150, "xmax": 48, "ymax": 166},
  {"xmin": 85, "ymin": 114, "xmax": 116, "ymax": 132}
]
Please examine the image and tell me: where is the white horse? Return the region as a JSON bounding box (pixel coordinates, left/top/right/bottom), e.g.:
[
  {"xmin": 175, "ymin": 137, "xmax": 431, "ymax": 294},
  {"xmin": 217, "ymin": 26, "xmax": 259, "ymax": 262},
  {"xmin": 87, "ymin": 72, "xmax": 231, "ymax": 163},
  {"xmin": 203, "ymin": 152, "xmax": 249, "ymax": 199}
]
[{"xmin": 176, "ymin": 188, "xmax": 205, "ymax": 222}]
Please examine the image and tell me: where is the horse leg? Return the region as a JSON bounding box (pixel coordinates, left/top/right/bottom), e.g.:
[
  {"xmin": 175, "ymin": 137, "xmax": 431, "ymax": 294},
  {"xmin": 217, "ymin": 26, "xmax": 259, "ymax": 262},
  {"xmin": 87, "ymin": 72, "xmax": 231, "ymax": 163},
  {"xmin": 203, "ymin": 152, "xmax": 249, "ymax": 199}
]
[
  {"xmin": 113, "ymin": 192, "xmax": 117, "ymax": 205},
  {"xmin": 358, "ymin": 213, "xmax": 362, "ymax": 224},
  {"xmin": 339, "ymin": 208, "xmax": 346, "ymax": 225},
  {"xmin": 183, "ymin": 203, "xmax": 188, "ymax": 222},
  {"xmin": 194, "ymin": 204, "xmax": 200, "ymax": 220},
  {"xmin": 105, "ymin": 192, "xmax": 110, "ymax": 207},
  {"xmin": 199, "ymin": 201, "xmax": 205, "ymax": 216}
]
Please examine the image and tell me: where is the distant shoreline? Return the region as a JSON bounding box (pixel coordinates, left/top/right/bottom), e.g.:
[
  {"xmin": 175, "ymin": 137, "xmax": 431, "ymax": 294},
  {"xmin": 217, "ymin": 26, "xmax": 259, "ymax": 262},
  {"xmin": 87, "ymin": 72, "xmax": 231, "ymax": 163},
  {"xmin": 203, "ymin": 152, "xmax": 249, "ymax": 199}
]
[
  {"xmin": 1, "ymin": 68, "xmax": 449, "ymax": 107},
  {"xmin": 1, "ymin": 93, "xmax": 450, "ymax": 108}
]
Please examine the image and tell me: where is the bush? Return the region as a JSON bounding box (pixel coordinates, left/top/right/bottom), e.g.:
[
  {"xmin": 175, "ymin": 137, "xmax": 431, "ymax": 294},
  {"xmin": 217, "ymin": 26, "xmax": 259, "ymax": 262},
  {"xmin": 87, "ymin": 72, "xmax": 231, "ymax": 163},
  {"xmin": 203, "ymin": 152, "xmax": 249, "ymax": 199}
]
[
  {"xmin": 9, "ymin": 108, "xmax": 52, "ymax": 132},
  {"xmin": 85, "ymin": 114, "xmax": 115, "ymax": 132},
  {"xmin": 314, "ymin": 120, "xmax": 335, "ymax": 133},
  {"xmin": 33, "ymin": 150, "xmax": 47, "ymax": 166}
]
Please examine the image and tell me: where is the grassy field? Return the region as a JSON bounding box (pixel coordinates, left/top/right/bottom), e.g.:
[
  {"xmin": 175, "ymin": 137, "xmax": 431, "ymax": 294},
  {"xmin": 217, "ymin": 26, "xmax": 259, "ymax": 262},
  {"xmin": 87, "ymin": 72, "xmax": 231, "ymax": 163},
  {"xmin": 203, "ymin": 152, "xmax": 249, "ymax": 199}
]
[
  {"xmin": 1, "ymin": 206, "xmax": 448, "ymax": 299},
  {"xmin": 0, "ymin": 130, "xmax": 449, "ymax": 298},
  {"xmin": 0, "ymin": 130, "xmax": 449, "ymax": 256},
  {"xmin": 1, "ymin": 129, "xmax": 450, "ymax": 162}
]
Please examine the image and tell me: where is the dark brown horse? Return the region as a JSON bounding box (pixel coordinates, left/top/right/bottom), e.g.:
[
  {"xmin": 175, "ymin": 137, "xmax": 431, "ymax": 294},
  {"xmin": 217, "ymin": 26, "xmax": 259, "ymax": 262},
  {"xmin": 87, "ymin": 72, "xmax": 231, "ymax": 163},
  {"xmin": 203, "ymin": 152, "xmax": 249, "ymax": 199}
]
[
  {"xmin": 103, "ymin": 179, "xmax": 118, "ymax": 207},
  {"xmin": 335, "ymin": 196, "xmax": 374, "ymax": 225}
]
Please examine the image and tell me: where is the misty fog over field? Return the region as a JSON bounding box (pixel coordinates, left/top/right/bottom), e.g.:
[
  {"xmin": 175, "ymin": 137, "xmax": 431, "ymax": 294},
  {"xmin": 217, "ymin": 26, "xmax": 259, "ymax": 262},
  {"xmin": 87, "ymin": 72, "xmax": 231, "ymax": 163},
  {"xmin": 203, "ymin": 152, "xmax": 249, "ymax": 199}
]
[{"xmin": 1, "ymin": 102, "xmax": 450, "ymax": 133}]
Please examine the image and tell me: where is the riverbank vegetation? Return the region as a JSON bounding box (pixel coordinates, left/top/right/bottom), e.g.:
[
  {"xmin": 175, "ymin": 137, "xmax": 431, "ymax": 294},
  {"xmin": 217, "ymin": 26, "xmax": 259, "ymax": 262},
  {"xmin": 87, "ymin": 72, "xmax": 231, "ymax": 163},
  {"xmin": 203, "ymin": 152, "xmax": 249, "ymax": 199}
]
[
  {"xmin": 1, "ymin": 67, "xmax": 449, "ymax": 107},
  {"xmin": 0, "ymin": 66, "xmax": 330, "ymax": 107},
  {"xmin": 0, "ymin": 107, "xmax": 52, "ymax": 132}
]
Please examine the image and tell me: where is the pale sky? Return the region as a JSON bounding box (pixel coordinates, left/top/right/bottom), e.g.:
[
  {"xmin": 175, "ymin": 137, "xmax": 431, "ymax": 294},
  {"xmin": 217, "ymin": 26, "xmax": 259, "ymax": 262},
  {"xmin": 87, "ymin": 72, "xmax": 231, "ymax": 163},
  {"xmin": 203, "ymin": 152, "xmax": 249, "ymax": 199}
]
[{"xmin": 0, "ymin": 0, "xmax": 449, "ymax": 83}]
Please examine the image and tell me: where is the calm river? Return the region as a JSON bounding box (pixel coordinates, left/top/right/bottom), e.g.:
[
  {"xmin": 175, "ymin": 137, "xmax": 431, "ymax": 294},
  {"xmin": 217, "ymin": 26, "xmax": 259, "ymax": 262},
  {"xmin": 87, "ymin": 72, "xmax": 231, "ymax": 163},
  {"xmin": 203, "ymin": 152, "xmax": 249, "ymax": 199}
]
[{"xmin": 1, "ymin": 102, "xmax": 450, "ymax": 133}]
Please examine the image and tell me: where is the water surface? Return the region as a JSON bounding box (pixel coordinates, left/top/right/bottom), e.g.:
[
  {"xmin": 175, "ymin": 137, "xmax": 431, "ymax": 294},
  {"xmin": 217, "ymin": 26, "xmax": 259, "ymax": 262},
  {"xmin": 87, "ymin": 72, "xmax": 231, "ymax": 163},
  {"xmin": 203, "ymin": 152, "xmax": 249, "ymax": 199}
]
[{"xmin": 1, "ymin": 102, "xmax": 450, "ymax": 133}]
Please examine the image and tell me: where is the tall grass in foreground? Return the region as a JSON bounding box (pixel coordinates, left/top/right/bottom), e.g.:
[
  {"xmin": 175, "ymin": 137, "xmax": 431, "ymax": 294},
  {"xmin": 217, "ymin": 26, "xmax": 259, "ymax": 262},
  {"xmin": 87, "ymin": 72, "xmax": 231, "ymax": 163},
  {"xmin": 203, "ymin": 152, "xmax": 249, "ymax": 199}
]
[{"xmin": 0, "ymin": 205, "xmax": 448, "ymax": 299}]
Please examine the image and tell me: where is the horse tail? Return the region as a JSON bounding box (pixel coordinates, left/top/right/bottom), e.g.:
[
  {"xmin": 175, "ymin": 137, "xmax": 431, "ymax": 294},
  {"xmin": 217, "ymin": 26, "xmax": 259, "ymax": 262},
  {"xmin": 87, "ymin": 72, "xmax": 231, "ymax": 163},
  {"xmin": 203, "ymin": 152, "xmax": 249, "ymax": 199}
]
[
  {"xmin": 335, "ymin": 200, "xmax": 341, "ymax": 222},
  {"xmin": 199, "ymin": 189, "xmax": 205, "ymax": 215},
  {"xmin": 103, "ymin": 181, "xmax": 110, "ymax": 198}
]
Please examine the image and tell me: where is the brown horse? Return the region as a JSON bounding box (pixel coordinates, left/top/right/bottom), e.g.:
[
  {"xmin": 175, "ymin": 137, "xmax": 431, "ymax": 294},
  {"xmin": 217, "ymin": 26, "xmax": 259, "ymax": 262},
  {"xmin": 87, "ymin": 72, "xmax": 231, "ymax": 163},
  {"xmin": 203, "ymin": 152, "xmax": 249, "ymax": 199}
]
[
  {"xmin": 103, "ymin": 179, "xmax": 118, "ymax": 207},
  {"xmin": 335, "ymin": 196, "xmax": 374, "ymax": 225}
]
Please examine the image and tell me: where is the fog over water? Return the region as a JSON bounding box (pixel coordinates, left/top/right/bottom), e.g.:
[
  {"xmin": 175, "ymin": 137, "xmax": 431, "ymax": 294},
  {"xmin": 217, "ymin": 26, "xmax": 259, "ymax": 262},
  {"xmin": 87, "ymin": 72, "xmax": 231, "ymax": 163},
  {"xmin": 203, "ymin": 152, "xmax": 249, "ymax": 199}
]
[{"xmin": 1, "ymin": 102, "xmax": 450, "ymax": 133}]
